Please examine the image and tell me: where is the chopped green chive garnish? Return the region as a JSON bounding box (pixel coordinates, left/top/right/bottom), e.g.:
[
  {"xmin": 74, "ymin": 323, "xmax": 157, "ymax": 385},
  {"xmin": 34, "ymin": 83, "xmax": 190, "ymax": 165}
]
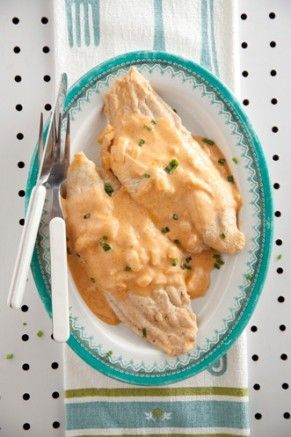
[
  {"xmin": 138, "ymin": 139, "xmax": 145, "ymax": 147},
  {"xmin": 245, "ymin": 273, "xmax": 253, "ymax": 281},
  {"xmin": 276, "ymin": 254, "xmax": 282, "ymax": 260},
  {"xmin": 218, "ymin": 158, "xmax": 226, "ymax": 165},
  {"xmin": 174, "ymin": 239, "xmax": 180, "ymax": 245},
  {"xmin": 232, "ymin": 157, "xmax": 239, "ymax": 164},
  {"xmin": 151, "ymin": 119, "xmax": 157, "ymax": 125},
  {"xmin": 161, "ymin": 226, "xmax": 170, "ymax": 234},
  {"xmin": 185, "ymin": 256, "xmax": 192, "ymax": 263},
  {"xmin": 124, "ymin": 265, "xmax": 132, "ymax": 271},
  {"xmin": 6, "ymin": 353, "xmax": 14, "ymax": 360},
  {"xmin": 104, "ymin": 182, "xmax": 114, "ymax": 196},
  {"xmin": 227, "ymin": 175, "xmax": 234, "ymax": 183},
  {"xmin": 99, "ymin": 236, "xmax": 111, "ymax": 251},
  {"xmin": 90, "ymin": 277, "xmax": 96, "ymax": 283},
  {"xmin": 142, "ymin": 328, "xmax": 147, "ymax": 338},
  {"xmin": 172, "ymin": 213, "xmax": 179, "ymax": 220},
  {"xmin": 217, "ymin": 258, "xmax": 225, "ymax": 266},
  {"xmin": 143, "ymin": 124, "xmax": 152, "ymax": 131},
  {"xmin": 164, "ymin": 159, "xmax": 179, "ymax": 174},
  {"xmin": 143, "ymin": 173, "xmax": 151, "ymax": 178},
  {"xmin": 106, "ymin": 350, "xmax": 113, "ymax": 357},
  {"xmin": 83, "ymin": 212, "xmax": 91, "ymax": 219},
  {"xmin": 213, "ymin": 253, "xmax": 224, "ymax": 268},
  {"xmin": 220, "ymin": 233, "xmax": 226, "ymax": 240},
  {"xmin": 202, "ymin": 138, "xmax": 215, "ymax": 146},
  {"xmin": 37, "ymin": 330, "xmax": 44, "ymax": 338},
  {"xmin": 102, "ymin": 243, "xmax": 111, "ymax": 252},
  {"xmin": 181, "ymin": 263, "xmax": 191, "ymax": 270},
  {"xmin": 171, "ymin": 258, "xmax": 178, "ymax": 266}
]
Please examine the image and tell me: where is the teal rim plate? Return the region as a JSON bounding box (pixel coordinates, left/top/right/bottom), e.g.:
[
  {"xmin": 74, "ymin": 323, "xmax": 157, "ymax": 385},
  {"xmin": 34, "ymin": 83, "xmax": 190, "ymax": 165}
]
[{"xmin": 26, "ymin": 51, "xmax": 273, "ymax": 385}]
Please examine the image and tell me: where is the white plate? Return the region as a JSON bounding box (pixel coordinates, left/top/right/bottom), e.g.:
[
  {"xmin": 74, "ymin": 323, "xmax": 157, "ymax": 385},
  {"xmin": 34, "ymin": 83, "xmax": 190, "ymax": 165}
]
[{"xmin": 26, "ymin": 51, "xmax": 273, "ymax": 385}]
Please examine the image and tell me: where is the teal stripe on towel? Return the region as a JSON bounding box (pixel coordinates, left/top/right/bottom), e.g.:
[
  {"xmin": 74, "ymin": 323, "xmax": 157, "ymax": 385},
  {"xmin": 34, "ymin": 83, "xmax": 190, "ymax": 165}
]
[
  {"xmin": 200, "ymin": 0, "xmax": 212, "ymax": 71},
  {"xmin": 209, "ymin": 0, "xmax": 219, "ymax": 76},
  {"xmin": 153, "ymin": 0, "xmax": 166, "ymax": 50},
  {"xmin": 65, "ymin": 0, "xmax": 100, "ymax": 47},
  {"xmin": 66, "ymin": 400, "xmax": 249, "ymax": 430},
  {"xmin": 200, "ymin": 0, "xmax": 219, "ymax": 76}
]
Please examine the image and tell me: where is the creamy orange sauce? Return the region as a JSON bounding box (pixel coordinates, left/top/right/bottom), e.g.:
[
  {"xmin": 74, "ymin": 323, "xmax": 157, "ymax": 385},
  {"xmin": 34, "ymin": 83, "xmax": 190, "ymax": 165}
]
[
  {"xmin": 68, "ymin": 253, "xmax": 119, "ymax": 325},
  {"xmin": 101, "ymin": 115, "xmax": 242, "ymax": 255},
  {"xmin": 66, "ymin": 117, "xmax": 240, "ymax": 325},
  {"xmin": 65, "ymin": 175, "xmax": 214, "ymax": 322},
  {"xmin": 194, "ymin": 135, "xmax": 242, "ymax": 208},
  {"xmin": 65, "ymin": 179, "xmax": 216, "ymax": 323}
]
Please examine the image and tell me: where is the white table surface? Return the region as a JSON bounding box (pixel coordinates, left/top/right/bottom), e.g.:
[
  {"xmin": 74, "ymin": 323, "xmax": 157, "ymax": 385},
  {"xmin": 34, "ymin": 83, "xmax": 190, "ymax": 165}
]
[{"xmin": 0, "ymin": 0, "xmax": 290, "ymax": 435}]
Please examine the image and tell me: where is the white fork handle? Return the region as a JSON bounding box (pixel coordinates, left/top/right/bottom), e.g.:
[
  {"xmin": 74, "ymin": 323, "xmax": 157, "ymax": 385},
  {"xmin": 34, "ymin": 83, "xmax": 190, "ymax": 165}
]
[
  {"xmin": 8, "ymin": 185, "xmax": 46, "ymax": 309},
  {"xmin": 50, "ymin": 217, "xmax": 70, "ymax": 342}
]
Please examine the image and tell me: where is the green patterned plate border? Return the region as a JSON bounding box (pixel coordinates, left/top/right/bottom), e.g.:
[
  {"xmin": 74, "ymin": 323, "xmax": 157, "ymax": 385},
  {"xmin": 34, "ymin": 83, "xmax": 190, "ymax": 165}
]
[{"xmin": 26, "ymin": 51, "xmax": 273, "ymax": 385}]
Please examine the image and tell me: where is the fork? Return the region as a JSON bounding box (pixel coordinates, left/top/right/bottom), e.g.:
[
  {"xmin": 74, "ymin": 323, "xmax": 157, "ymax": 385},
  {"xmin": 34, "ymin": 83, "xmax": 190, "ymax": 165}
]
[
  {"xmin": 48, "ymin": 113, "xmax": 70, "ymax": 342},
  {"xmin": 65, "ymin": 0, "xmax": 100, "ymax": 47}
]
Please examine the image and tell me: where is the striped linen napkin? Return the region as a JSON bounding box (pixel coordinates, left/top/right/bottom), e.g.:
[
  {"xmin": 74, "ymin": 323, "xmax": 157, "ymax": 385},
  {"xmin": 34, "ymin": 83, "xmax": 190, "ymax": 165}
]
[{"xmin": 53, "ymin": 1, "xmax": 250, "ymax": 435}]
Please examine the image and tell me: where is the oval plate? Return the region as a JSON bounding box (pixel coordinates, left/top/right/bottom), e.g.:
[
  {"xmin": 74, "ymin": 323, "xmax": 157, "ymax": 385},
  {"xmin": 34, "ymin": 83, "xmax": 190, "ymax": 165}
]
[{"xmin": 26, "ymin": 51, "xmax": 273, "ymax": 385}]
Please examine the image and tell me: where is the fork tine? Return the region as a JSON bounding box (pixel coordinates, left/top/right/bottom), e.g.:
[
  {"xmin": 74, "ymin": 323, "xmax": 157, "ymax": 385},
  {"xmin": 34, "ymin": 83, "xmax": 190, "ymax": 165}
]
[
  {"xmin": 51, "ymin": 112, "xmax": 60, "ymax": 160},
  {"xmin": 37, "ymin": 112, "xmax": 44, "ymax": 168},
  {"xmin": 50, "ymin": 112, "xmax": 57, "ymax": 159},
  {"xmin": 55, "ymin": 112, "xmax": 62, "ymax": 160},
  {"xmin": 64, "ymin": 114, "xmax": 70, "ymax": 170}
]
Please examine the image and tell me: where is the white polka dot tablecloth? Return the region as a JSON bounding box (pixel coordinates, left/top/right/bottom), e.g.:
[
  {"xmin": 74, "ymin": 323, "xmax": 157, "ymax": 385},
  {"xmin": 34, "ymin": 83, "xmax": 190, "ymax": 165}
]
[{"xmin": 0, "ymin": 0, "xmax": 290, "ymax": 436}]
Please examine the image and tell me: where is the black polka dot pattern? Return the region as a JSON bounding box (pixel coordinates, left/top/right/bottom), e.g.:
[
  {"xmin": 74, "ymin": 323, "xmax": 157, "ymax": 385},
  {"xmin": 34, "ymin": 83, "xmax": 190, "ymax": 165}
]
[
  {"xmin": 6, "ymin": 8, "xmax": 291, "ymax": 433},
  {"xmin": 52, "ymin": 421, "xmax": 60, "ymax": 429}
]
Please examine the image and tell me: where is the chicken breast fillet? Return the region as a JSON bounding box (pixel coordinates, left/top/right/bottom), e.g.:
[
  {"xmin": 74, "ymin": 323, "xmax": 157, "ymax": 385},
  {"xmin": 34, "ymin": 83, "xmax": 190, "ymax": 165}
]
[
  {"xmin": 65, "ymin": 152, "xmax": 198, "ymax": 356},
  {"xmin": 100, "ymin": 67, "xmax": 245, "ymax": 254}
]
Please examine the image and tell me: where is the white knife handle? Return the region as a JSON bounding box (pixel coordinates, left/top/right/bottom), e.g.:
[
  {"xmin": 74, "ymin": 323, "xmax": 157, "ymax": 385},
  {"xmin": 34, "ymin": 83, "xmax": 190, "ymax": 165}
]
[
  {"xmin": 8, "ymin": 185, "xmax": 46, "ymax": 309},
  {"xmin": 50, "ymin": 217, "xmax": 70, "ymax": 342}
]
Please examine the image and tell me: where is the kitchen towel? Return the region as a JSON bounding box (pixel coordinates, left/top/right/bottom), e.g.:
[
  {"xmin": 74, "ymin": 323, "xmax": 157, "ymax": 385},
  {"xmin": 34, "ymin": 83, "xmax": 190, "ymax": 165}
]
[{"xmin": 53, "ymin": 0, "xmax": 250, "ymax": 435}]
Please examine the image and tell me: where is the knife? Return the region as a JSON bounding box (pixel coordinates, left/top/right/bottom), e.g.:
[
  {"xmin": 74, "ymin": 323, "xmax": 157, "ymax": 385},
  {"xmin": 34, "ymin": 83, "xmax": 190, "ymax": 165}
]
[{"xmin": 8, "ymin": 74, "xmax": 68, "ymax": 309}]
